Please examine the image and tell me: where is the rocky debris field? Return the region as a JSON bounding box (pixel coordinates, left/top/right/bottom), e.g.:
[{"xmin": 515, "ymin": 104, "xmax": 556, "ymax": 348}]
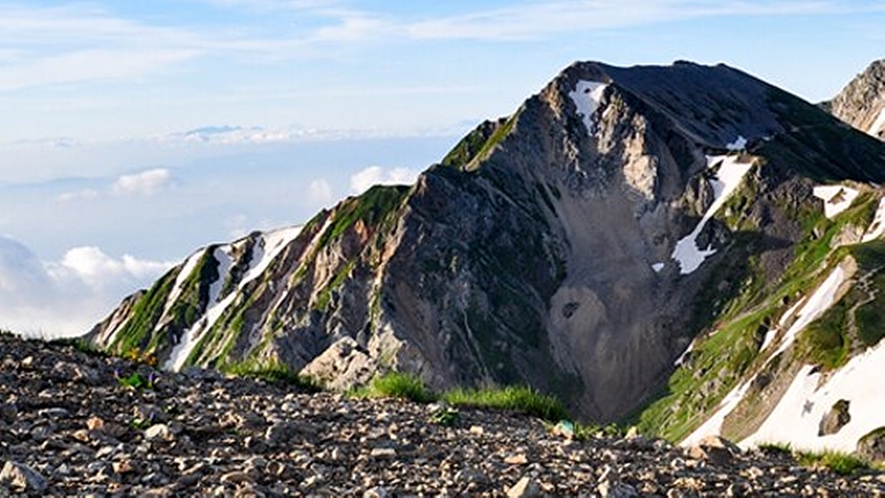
[{"xmin": 1, "ymin": 334, "xmax": 884, "ymax": 497}]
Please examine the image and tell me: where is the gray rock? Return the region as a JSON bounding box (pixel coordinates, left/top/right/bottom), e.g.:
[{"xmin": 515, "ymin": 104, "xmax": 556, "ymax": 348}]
[
  {"xmin": 507, "ymin": 476, "xmax": 542, "ymax": 498},
  {"xmin": 369, "ymin": 447, "xmax": 397, "ymax": 459},
  {"xmin": 857, "ymin": 426, "xmax": 885, "ymax": 462},
  {"xmin": 454, "ymin": 467, "xmax": 489, "ymax": 485},
  {"xmin": 0, "ymin": 403, "xmax": 17, "ymax": 423},
  {"xmin": 598, "ymin": 466, "xmax": 637, "ymax": 498},
  {"xmin": 364, "ymin": 486, "xmax": 391, "ymax": 498},
  {"xmin": 145, "ymin": 423, "xmax": 175, "ymax": 442},
  {"xmin": 686, "ymin": 435, "xmax": 740, "ymax": 467},
  {"xmin": 0, "ymin": 461, "xmax": 49, "ymax": 493},
  {"xmin": 819, "ymin": 399, "xmax": 851, "ymax": 436}
]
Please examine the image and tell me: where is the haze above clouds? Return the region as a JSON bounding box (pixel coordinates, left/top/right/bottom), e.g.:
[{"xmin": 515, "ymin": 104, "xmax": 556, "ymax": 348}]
[{"xmin": 1, "ymin": 0, "xmax": 883, "ymax": 336}]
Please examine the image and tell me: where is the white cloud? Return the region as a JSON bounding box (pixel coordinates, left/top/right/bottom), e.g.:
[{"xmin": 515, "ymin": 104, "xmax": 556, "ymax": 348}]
[
  {"xmin": 51, "ymin": 246, "xmax": 170, "ymax": 289},
  {"xmin": 350, "ymin": 166, "xmax": 420, "ymax": 195},
  {"xmin": 111, "ymin": 168, "xmax": 173, "ymax": 196},
  {"xmin": 308, "ymin": 178, "xmax": 334, "ymax": 205},
  {"xmin": 57, "ymin": 189, "xmax": 100, "ymax": 203},
  {"xmin": 405, "ymin": 1, "xmax": 854, "ymax": 41},
  {"xmin": 0, "ymin": 235, "xmax": 172, "ymax": 338},
  {"xmin": 0, "ymin": 48, "xmax": 201, "ymax": 93}
]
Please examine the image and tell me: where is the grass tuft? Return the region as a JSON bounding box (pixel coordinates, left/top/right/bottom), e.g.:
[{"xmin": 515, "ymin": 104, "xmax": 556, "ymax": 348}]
[
  {"xmin": 348, "ymin": 372, "xmax": 437, "ymax": 404},
  {"xmin": 226, "ymin": 359, "xmax": 323, "ymax": 392},
  {"xmin": 796, "ymin": 449, "xmax": 871, "ymax": 476},
  {"xmin": 347, "ymin": 373, "xmax": 572, "ymax": 421},
  {"xmin": 757, "ymin": 441, "xmax": 793, "ymax": 456},
  {"xmin": 442, "ymin": 385, "xmax": 569, "ymax": 421}
]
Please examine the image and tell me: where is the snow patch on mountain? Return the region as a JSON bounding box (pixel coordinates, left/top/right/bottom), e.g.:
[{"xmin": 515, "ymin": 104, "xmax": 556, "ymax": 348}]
[
  {"xmin": 741, "ymin": 339, "xmax": 885, "ymax": 452},
  {"xmin": 671, "ymin": 155, "xmax": 753, "ymax": 274},
  {"xmin": 862, "ymin": 197, "xmax": 885, "ymax": 243},
  {"xmin": 682, "ymin": 379, "xmax": 754, "ymax": 447},
  {"xmin": 159, "ymin": 251, "xmax": 204, "ymax": 324},
  {"xmin": 569, "ymin": 81, "xmax": 608, "ymax": 135},
  {"xmin": 770, "ymin": 265, "xmax": 848, "ymax": 359},
  {"xmin": 813, "ymin": 185, "xmax": 859, "ymax": 219},
  {"xmin": 243, "ymin": 226, "xmax": 302, "ymax": 283},
  {"xmin": 760, "ymin": 299, "xmax": 804, "ymax": 352}
]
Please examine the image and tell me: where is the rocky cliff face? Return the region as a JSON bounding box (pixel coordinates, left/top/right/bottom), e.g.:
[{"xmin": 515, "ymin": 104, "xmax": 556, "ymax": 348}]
[
  {"xmin": 86, "ymin": 61, "xmax": 885, "ymax": 427},
  {"xmin": 825, "ymin": 60, "xmax": 885, "ymax": 139}
]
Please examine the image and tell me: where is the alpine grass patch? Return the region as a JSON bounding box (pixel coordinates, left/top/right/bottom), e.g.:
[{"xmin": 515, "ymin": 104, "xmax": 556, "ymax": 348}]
[
  {"xmin": 348, "ymin": 372, "xmax": 437, "ymax": 404},
  {"xmin": 796, "ymin": 449, "xmax": 870, "ymax": 476},
  {"xmin": 441, "ymin": 385, "xmax": 569, "ymax": 421},
  {"xmin": 225, "ymin": 359, "xmax": 323, "ymax": 392}
]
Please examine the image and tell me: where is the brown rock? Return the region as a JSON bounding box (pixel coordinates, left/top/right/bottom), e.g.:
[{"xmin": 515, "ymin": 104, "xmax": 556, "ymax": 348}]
[
  {"xmin": 857, "ymin": 426, "xmax": 885, "ymax": 462},
  {"xmin": 819, "ymin": 399, "xmax": 851, "ymax": 436},
  {"xmin": 507, "ymin": 476, "xmax": 541, "ymax": 498}
]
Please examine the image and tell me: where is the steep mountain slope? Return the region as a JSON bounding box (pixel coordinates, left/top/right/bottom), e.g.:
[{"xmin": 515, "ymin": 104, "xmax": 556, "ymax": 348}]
[
  {"xmin": 87, "ymin": 61, "xmax": 885, "ymax": 429},
  {"xmin": 646, "ymin": 61, "xmax": 885, "ymax": 456},
  {"xmin": 825, "ymin": 59, "xmax": 885, "ymax": 139}
]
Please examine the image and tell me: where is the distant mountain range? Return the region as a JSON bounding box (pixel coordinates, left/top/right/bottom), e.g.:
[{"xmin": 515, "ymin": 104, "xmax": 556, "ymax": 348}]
[{"xmin": 87, "ymin": 59, "xmax": 885, "ymax": 457}]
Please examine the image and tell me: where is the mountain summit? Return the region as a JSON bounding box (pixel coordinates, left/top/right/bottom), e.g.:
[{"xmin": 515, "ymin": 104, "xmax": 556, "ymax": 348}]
[
  {"xmin": 87, "ymin": 60, "xmax": 885, "ymax": 439},
  {"xmin": 825, "ymin": 59, "xmax": 885, "ymax": 139}
]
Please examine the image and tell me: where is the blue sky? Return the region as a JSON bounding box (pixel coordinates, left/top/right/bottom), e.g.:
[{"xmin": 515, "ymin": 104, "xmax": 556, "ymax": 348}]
[{"xmin": 1, "ymin": 0, "xmax": 883, "ymax": 335}]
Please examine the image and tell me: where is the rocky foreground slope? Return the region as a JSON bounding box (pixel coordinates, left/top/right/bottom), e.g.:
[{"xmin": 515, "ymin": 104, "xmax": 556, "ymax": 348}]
[{"xmin": 2, "ymin": 333, "xmax": 884, "ymax": 497}]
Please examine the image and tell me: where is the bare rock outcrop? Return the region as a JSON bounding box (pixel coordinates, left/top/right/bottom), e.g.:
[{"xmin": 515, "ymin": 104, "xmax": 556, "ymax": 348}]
[{"xmin": 825, "ymin": 60, "xmax": 885, "ymax": 139}]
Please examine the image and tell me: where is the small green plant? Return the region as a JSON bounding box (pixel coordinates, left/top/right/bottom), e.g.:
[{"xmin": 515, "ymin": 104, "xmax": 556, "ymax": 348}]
[
  {"xmin": 796, "ymin": 449, "xmax": 870, "ymax": 476},
  {"xmin": 350, "ymin": 372, "xmax": 437, "ymax": 403},
  {"xmin": 441, "ymin": 385, "xmax": 569, "ymax": 421},
  {"xmin": 573, "ymin": 422, "xmax": 625, "ymax": 440},
  {"xmin": 129, "ymin": 418, "xmax": 153, "ymax": 430},
  {"xmin": 116, "ymin": 370, "xmax": 155, "ymax": 390},
  {"xmin": 429, "ymin": 406, "xmax": 461, "ymax": 427}
]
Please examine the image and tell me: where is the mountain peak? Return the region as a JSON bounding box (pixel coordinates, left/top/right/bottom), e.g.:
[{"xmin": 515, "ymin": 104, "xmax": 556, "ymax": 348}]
[
  {"xmin": 825, "ymin": 59, "xmax": 885, "ymax": 139},
  {"xmin": 86, "ymin": 60, "xmax": 885, "ymax": 436}
]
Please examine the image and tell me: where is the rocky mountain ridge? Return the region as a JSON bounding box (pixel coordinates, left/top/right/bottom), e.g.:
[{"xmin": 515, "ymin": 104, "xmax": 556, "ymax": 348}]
[
  {"xmin": 825, "ymin": 59, "xmax": 885, "ymax": 139},
  {"xmin": 3, "ymin": 332, "xmax": 885, "ymax": 496},
  {"xmin": 86, "ymin": 59, "xmax": 885, "ymax": 452}
]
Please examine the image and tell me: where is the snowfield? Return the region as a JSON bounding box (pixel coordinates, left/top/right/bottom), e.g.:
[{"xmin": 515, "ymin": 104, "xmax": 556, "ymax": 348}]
[
  {"xmin": 813, "ymin": 185, "xmax": 859, "ymax": 219},
  {"xmin": 681, "ymin": 261, "xmax": 851, "ymax": 448},
  {"xmin": 741, "ymin": 338, "xmax": 885, "ymax": 452},
  {"xmin": 671, "ymin": 154, "xmax": 753, "ymax": 274},
  {"xmin": 569, "ymin": 80, "xmax": 608, "ymax": 136}
]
